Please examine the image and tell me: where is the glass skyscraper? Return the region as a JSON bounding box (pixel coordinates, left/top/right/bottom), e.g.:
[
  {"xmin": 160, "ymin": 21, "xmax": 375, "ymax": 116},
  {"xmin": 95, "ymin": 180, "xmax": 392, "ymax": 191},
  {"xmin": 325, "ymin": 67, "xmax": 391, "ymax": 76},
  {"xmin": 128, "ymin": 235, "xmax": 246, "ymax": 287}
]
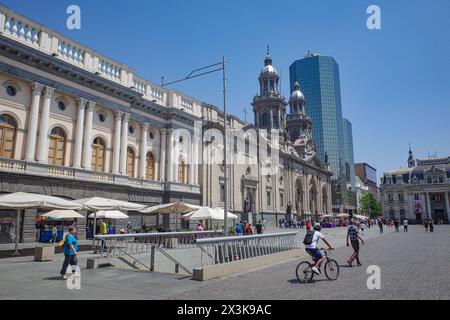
[
  {"xmin": 289, "ymin": 52, "xmax": 356, "ymax": 212},
  {"xmin": 343, "ymin": 118, "xmax": 357, "ymax": 207}
]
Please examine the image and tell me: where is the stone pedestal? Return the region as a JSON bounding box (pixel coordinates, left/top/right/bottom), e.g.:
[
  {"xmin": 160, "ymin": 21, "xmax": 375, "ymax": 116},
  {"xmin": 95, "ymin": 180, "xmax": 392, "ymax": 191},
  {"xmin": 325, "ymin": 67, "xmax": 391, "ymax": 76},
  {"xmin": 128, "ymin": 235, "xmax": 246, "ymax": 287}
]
[{"xmin": 34, "ymin": 245, "xmax": 55, "ymax": 261}]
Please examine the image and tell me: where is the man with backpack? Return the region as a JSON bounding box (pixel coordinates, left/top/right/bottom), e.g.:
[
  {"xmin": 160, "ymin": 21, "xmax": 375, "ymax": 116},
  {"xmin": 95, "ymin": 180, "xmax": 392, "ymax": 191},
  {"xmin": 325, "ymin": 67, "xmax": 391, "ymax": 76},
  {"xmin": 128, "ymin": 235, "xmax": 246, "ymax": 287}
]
[
  {"xmin": 303, "ymin": 223, "xmax": 334, "ymax": 275},
  {"xmin": 347, "ymin": 220, "xmax": 364, "ymax": 267}
]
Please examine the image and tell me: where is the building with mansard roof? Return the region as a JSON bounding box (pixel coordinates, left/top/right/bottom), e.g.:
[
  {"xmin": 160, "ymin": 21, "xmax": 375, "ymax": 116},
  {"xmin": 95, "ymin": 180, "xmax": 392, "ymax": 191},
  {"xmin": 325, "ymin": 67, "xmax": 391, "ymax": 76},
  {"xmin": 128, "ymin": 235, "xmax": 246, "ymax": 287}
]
[{"xmin": 380, "ymin": 147, "xmax": 450, "ymax": 223}]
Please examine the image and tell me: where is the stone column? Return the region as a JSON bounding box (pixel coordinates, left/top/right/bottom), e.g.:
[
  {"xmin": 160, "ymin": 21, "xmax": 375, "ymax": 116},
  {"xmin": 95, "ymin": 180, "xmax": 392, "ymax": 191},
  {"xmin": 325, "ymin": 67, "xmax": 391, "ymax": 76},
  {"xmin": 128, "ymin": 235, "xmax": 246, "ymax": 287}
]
[
  {"xmin": 112, "ymin": 111, "xmax": 123, "ymax": 175},
  {"xmin": 73, "ymin": 98, "xmax": 87, "ymax": 168},
  {"xmin": 425, "ymin": 192, "xmax": 432, "ymax": 219},
  {"xmin": 166, "ymin": 129, "xmax": 173, "ymax": 181},
  {"xmin": 159, "ymin": 128, "xmax": 166, "ymax": 181},
  {"xmin": 189, "ymin": 136, "xmax": 195, "ymax": 185},
  {"xmin": 24, "ymin": 82, "xmax": 44, "ymax": 162},
  {"xmin": 120, "ymin": 113, "xmax": 130, "ymax": 175},
  {"xmin": 36, "ymin": 86, "xmax": 54, "ymax": 164},
  {"xmin": 139, "ymin": 123, "xmax": 149, "ymax": 179},
  {"xmin": 81, "ymin": 101, "xmax": 95, "ymax": 170},
  {"xmin": 445, "ymin": 192, "xmax": 450, "ymax": 221},
  {"xmin": 193, "ymin": 136, "xmax": 199, "ymax": 184}
]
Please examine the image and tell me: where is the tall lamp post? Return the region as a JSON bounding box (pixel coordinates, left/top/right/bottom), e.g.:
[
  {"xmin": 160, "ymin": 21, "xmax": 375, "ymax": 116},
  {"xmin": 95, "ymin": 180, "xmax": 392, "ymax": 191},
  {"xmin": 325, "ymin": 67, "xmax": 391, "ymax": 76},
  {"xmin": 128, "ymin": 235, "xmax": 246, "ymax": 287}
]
[{"xmin": 162, "ymin": 58, "xmax": 229, "ymax": 235}]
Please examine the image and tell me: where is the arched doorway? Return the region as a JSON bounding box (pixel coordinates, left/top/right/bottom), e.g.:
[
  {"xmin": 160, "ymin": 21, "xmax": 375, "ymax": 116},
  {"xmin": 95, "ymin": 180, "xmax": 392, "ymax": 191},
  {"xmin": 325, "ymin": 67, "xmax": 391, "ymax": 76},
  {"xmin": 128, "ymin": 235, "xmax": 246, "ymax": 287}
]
[
  {"xmin": 309, "ymin": 180, "xmax": 318, "ymax": 220},
  {"xmin": 48, "ymin": 127, "xmax": 66, "ymax": 166},
  {"xmin": 295, "ymin": 179, "xmax": 304, "ymax": 218},
  {"xmin": 91, "ymin": 137, "xmax": 106, "ymax": 172},
  {"xmin": 322, "ymin": 186, "xmax": 328, "ymax": 214},
  {"xmin": 0, "ymin": 114, "xmax": 17, "ymax": 159}
]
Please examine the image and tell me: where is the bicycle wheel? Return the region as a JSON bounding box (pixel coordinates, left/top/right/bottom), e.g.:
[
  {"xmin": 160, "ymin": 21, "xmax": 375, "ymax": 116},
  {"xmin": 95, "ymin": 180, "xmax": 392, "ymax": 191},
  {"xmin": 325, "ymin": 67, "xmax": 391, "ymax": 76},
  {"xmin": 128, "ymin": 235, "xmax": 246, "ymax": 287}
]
[
  {"xmin": 324, "ymin": 259, "xmax": 340, "ymax": 280},
  {"xmin": 296, "ymin": 261, "xmax": 314, "ymax": 283}
]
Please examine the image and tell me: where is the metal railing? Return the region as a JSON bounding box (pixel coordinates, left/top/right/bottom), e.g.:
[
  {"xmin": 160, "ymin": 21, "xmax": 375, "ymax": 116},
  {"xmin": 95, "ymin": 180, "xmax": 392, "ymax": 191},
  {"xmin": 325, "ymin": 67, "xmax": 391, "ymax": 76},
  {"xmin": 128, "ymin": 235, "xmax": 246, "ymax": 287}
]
[
  {"xmin": 94, "ymin": 230, "xmax": 223, "ymax": 274},
  {"xmin": 95, "ymin": 230, "xmax": 223, "ymax": 258},
  {"xmin": 195, "ymin": 232, "xmax": 299, "ymax": 267}
]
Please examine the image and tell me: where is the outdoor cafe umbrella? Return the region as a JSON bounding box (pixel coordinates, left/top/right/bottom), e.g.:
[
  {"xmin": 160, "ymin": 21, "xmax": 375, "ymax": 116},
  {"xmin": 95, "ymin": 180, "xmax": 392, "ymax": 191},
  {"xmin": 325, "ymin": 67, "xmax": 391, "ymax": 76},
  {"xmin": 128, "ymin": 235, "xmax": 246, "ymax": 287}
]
[
  {"xmin": 73, "ymin": 197, "xmax": 146, "ymax": 248},
  {"xmin": 40, "ymin": 210, "xmax": 85, "ymax": 219},
  {"xmin": 354, "ymin": 214, "xmax": 369, "ymax": 220},
  {"xmin": 0, "ymin": 192, "xmax": 82, "ymax": 255},
  {"xmin": 140, "ymin": 201, "xmax": 202, "ymax": 230},
  {"xmin": 183, "ymin": 206, "xmax": 238, "ymax": 220},
  {"xmin": 337, "ymin": 213, "xmax": 350, "ymax": 218},
  {"xmin": 87, "ymin": 210, "xmax": 129, "ymax": 219}
]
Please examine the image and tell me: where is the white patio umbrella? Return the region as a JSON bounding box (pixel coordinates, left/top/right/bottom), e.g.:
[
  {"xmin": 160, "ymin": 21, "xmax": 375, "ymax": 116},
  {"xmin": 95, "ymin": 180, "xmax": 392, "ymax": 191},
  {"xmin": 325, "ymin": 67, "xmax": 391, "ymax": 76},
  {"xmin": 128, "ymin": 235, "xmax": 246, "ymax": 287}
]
[
  {"xmin": 337, "ymin": 213, "xmax": 350, "ymax": 218},
  {"xmin": 73, "ymin": 197, "xmax": 146, "ymax": 247},
  {"xmin": 183, "ymin": 207, "xmax": 238, "ymax": 220},
  {"xmin": 0, "ymin": 192, "xmax": 82, "ymax": 255},
  {"xmin": 88, "ymin": 210, "xmax": 129, "ymax": 219},
  {"xmin": 41, "ymin": 210, "xmax": 85, "ymax": 219},
  {"xmin": 140, "ymin": 201, "xmax": 202, "ymax": 230},
  {"xmin": 140, "ymin": 201, "xmax": 202, "ymax": 214},
  {"xmin": 354, "ymin": 214, "xmax": 369, "ymax": 220}
]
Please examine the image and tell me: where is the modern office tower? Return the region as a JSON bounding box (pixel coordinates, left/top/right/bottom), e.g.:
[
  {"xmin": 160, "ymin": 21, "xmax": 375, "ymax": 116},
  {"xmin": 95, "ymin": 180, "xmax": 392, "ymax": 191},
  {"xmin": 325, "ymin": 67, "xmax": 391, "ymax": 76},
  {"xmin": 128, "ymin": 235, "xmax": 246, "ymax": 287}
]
[{"xmin": 289, "ymin": 51, "xmax": 356, "ymax": 213}]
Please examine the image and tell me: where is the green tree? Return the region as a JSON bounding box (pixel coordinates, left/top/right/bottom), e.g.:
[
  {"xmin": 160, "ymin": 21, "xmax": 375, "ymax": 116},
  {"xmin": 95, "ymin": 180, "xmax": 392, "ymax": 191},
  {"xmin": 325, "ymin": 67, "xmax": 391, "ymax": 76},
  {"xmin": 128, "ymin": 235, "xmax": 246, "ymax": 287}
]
[{"xmin": 359, "ymin": 193, "xmax": 381, "ymax": 218}]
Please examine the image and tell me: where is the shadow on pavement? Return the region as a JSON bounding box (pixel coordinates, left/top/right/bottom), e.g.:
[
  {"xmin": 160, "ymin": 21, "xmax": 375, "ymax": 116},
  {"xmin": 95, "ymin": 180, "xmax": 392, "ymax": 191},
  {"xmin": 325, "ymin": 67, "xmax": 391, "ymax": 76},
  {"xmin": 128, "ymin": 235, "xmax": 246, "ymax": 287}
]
[{"xmin": 43, "ymin": 276, "xmax": 64, "ymax": 281}]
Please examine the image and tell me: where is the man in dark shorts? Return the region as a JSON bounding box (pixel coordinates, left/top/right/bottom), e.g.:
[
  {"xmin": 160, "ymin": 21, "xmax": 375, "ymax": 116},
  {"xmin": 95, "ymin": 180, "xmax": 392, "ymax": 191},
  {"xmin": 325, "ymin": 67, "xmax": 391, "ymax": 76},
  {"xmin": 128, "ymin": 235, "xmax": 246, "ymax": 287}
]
[
  {"xmin": 347, "ymin": 220, "xmax": 365, "ymax": 267},
  {"xmin": 255, "ymin": 221, "xmax": 264, "ymax": 234}
]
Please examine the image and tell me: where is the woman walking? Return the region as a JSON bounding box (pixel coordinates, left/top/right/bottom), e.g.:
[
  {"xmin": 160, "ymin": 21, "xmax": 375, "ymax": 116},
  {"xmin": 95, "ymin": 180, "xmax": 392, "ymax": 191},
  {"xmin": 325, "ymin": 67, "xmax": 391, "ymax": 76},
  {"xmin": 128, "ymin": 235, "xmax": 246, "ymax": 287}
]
[{"xmin": 60, "ymin": 226, "xmax": 79, "ymax": 279}]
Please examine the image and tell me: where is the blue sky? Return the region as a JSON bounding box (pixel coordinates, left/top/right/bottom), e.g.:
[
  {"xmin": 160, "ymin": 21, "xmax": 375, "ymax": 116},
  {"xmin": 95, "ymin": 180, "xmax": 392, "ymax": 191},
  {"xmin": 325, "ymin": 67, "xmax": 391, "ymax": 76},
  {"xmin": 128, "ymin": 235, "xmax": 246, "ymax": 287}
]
[{"xmin": 2, "ymin": 0, "xmax": 449, "ymax": 178}]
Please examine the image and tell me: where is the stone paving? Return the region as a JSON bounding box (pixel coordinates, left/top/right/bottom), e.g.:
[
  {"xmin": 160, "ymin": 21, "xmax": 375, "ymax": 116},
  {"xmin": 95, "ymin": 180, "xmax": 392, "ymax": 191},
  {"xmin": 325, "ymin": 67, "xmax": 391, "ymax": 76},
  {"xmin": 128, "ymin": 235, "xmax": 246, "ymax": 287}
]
[{"xmin": 0, "ymin": 225, "xmax": 448, "ymax": 300}]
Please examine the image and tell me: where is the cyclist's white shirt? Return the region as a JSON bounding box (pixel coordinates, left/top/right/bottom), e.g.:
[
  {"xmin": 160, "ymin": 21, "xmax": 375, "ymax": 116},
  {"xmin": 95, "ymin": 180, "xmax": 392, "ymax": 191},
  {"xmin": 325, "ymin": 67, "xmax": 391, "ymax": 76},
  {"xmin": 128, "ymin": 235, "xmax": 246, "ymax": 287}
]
[{"xmin": 305, "ymin": 231, "xmax": 324, "ymax": 249}]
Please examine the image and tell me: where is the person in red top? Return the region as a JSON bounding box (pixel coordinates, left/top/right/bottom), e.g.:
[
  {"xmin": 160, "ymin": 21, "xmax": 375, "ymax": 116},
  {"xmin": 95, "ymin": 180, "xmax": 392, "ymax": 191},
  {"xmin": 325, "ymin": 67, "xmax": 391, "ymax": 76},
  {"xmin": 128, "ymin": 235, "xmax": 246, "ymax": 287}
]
[
  {"xmin": 306, "ymin": 220, "xmax": 311, "ymax": 231},
  {"xmin": 245, "ymin": 224, "xmax": 253, "ymax": 235}
]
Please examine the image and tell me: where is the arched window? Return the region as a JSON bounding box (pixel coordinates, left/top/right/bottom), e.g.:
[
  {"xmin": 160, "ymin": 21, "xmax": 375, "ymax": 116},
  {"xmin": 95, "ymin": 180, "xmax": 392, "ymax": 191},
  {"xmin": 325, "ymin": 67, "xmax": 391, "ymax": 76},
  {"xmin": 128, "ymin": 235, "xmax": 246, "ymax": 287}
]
[
  {"xmin": 146, "ymin": 152, "xmax": 155, "ymax": 180},
  {"xmin": 0, "ymin": 114, "xmax": 17, "ymax": 159},
  {"xmin": 48, "ymin": 127, "xmax": 66, "ymax": 166},
  {"xmin": 261, "ymin": 113, "xmax": 269, "ymax": 127},
  {"xmin": 91, "ymin": 137, "xmax": 106, "ymax": 172},
  {"xmin": 178, "ymin": 160, "xmax": 186, "ymax": 184},
  {"xmin": 126, "ymin": 147, "xmax": 135, "ymax": 177}
]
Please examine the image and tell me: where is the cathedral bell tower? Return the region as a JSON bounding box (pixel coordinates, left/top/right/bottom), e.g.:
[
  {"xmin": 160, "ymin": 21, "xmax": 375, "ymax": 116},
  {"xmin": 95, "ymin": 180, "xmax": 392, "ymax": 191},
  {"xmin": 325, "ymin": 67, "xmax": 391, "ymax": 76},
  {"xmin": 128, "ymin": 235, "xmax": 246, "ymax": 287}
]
[{"xmin": 251, "ymin": 47, "xmax": 288, "ymax": 139}]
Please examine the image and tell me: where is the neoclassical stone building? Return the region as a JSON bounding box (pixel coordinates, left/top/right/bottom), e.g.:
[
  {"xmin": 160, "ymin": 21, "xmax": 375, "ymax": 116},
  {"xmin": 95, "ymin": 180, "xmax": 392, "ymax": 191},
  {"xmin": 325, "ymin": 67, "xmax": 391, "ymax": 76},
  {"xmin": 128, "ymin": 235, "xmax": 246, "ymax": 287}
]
[
  {"xmin": 380, "ymin": 148, "xmax": 450, "ymax": 223},
  {"xmin": 200, "ymin": 52, "xmax": 332, "ymax": 226},
  {"xmin": 0, "ymin": 6, "xmax": 331, "ymax": 242}
]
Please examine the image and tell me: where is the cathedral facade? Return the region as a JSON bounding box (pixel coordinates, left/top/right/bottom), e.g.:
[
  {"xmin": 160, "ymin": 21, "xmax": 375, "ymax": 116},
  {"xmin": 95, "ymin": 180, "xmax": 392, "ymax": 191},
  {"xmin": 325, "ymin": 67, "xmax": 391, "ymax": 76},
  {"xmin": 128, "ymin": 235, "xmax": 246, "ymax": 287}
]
[{"xmin": 200, "ymin": 51, "xmax": 332, "ymax": 226}]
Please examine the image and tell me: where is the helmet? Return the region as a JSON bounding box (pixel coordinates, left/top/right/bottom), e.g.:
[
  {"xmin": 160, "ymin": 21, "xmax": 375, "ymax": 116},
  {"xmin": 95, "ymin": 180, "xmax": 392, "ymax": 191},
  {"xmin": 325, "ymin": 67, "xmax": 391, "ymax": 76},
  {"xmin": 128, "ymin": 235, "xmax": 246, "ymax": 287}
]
[{"xmin": 313, "ymin": 223, "xmax": 322, "ymax": 231}]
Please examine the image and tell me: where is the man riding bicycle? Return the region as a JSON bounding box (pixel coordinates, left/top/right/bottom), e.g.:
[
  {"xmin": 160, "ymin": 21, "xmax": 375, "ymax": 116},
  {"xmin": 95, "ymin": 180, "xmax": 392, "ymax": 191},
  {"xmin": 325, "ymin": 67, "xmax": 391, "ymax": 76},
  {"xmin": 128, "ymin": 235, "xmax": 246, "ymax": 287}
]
[{"xmin": 304, "ymin": 223, "xmax": 334, "ymax": 275}]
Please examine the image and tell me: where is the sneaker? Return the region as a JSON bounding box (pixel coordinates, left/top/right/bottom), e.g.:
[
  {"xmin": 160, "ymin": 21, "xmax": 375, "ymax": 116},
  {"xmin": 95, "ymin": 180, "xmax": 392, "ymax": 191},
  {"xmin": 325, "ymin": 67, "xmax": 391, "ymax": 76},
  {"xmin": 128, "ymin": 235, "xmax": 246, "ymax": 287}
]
[
  {"xmin": 61, "ymin": 275, "xmax": 68, "ymax": 280},
  {"xmin": 312, "ymin": 267, "xmax": 321, "ymax": 275}
]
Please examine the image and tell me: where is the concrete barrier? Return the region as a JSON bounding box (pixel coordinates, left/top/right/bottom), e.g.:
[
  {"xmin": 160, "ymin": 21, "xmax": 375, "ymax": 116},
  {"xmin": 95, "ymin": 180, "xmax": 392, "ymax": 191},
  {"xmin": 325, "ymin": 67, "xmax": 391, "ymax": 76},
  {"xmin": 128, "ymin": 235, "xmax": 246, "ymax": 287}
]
[
  {"xmin": 193, "ymin": 249, "xmax": 304, "ymax": 281},
  {"xmin": 34, "ymin": 245, "xmax": 55, "ymax": 261}
]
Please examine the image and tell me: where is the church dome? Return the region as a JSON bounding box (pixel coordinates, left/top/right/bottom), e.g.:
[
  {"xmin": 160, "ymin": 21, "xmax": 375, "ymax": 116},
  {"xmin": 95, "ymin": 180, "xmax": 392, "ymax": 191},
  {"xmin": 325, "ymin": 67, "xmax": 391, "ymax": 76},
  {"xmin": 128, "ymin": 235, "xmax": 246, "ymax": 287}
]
[
  {"xmin": 290, "ymin": 82, "xmax": 305, "ymax": 102},
  {"xmin": 260, "ymin": 51, "xmax": 279, "ymax": 77}
]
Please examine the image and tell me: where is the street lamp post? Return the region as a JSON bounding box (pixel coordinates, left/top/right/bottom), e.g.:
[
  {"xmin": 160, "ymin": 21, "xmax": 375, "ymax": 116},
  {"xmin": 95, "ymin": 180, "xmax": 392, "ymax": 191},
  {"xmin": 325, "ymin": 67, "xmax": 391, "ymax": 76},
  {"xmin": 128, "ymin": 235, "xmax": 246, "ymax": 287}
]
[{"xmin": 162, "ymin": 58, "xmax": 229, "ymax": 235}]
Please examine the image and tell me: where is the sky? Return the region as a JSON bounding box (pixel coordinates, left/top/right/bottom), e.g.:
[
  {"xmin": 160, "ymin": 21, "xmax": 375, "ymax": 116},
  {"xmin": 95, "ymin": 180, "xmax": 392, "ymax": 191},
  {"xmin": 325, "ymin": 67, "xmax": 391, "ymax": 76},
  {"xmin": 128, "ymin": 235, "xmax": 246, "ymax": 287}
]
[{"xmin": 2, "ymin": 0, "xmax": 449, "ymax": 179}]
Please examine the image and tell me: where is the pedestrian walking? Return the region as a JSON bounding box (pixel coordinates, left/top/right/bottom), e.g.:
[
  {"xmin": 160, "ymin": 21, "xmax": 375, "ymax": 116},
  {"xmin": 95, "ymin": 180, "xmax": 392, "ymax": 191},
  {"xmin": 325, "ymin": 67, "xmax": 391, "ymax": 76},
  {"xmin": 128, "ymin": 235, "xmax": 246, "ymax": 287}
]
[
  {"xmin": 306, "ymin": 219, "xmax": 311, "ymax": 231},
  {"xmin": 394, "ymin": 219, "xmax": 399, "ymax": 232},
  {"xmin": 60, "ymin": 226, "xmax": 79, "ymax": 279},
  {"xmin": 235, "ymin": 223, "xmax": 242, "ymax": 236},
  {"xmin": 360, "ymin": 221, "xmax": 366, "ymax": 235},
  {"xmin": 51, "ymin": 225, "xmax": 58, "ymax": 243},
  {"xmin": 429, "ymin": 220, "xmax": 434, "ymax": 232},
  {"xmin": 196, "ymin": 223, "xmax": 204, "ymax": 232},
  {"xmin": 347, "ymin": 221, "xmax": 364, "ymax": 267},
  {"xmin": 403, "ymin": 219, "xmax": 408, "ymax": 232},
  {"xmin": 378, "ymin": 218, "xmax": 384, "ymax": 234},
  {"xmin": 255, "ymin": 221, "xmax": 264, "ymax": 234},
  {"xmin": 424, "ymin": 219, "xmax": 429, "ymax": 232}
]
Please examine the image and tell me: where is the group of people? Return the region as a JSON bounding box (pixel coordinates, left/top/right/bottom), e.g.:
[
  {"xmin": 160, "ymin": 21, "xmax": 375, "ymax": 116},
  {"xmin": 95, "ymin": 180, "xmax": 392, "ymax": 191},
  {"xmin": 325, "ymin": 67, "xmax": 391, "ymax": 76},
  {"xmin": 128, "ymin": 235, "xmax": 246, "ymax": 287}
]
[
  {"xmin": 232, "ymin": 221, "xmax": 265, "ymax": 235},
  {"xmin": 279, "ymin": 218, "xmax": 305, "ymax": 229}
]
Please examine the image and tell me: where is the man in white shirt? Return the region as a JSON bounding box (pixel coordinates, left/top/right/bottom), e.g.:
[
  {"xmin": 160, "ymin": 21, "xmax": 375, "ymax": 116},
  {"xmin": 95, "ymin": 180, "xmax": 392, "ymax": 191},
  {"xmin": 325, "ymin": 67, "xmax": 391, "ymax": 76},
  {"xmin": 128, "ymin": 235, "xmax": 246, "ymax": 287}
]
[
  {"xmin": 304, "ymin": 223, "xmax": 334, "ymax": 275},
  {"xmin": 403, "ymin": 219, "xmax": 408, "ymax": 232}
]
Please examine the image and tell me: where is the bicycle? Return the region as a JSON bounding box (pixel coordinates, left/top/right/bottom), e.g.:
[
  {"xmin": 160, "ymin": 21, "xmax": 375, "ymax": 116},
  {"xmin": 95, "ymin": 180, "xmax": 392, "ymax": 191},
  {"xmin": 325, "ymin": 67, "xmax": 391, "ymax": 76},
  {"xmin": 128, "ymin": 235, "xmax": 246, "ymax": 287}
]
[{"xmin": 295, "ymin": 248, "xmax": 340, "ymax": 283}]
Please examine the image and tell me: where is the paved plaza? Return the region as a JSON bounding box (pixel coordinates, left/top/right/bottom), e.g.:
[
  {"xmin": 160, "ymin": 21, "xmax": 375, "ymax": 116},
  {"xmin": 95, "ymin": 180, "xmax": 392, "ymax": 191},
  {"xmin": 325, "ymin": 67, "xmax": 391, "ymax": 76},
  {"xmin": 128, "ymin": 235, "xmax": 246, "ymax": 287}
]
[{"xmin": 0, "ymin": 225, "xmax": 448, "ymax": 300}]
